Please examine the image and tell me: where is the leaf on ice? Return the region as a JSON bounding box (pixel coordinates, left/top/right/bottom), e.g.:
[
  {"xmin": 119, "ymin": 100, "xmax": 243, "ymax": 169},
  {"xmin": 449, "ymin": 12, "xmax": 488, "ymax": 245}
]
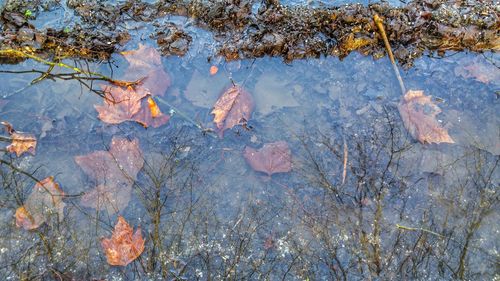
[
  {"xmin": 398, "ymin": 90, "xmax": 454, "ymax": 144},
  {"xmin": 15, "ymin": 176, "xmax": 65, "ymax": 230},
  {"xmin": 211, "ymin": 85, "xmax": 254, "ymax": 137},
  {"xmin": 243, "ymin": 141, "xmax": 292, "ymax": 176},
  {"xmin": 101, "ymin": 216, "xmax": 145, "ymax": 266},
  {"xmin": 1, "ymin": 121, "xmax": 37, "ymax": 157}
]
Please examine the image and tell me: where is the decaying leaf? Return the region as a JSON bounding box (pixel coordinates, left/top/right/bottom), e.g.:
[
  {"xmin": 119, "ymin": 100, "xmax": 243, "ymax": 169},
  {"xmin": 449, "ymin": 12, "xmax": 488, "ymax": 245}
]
[
  {"xmin": 1, "ymin": 121, "xmax": 37, "ymax": 156},
  {"xmin": 95, "ymin": 86, "xmax": 148, "ymax": 125},
  {"xmin": 75, "ymin": 137, "xmax": 144, "ymax": 214},
  {"xmin": 95, "ymin": 86, "xmax": 169, "ymax": 128},
  {"xmin": 211, "ymin": 85, "xmax": 254, "ymax": 137},
  {"xmin": 101, "ymin": 216, "xmax": 145, "ymax": 266},
  {"xmin": 243, "ymin": 141, "xmax": 292, "ymax": 176},
  {"xmin": 15, "ymin": 176, "xmax": 65, "ymax": 230},
  {"xmin": 398, "ymin": 90, "xmax": 454, "ymax": 144},
  {"xmin": 80, "ymin": 184, "xmax": 132, "ymax": 216},
  {"xmin": 454, "ymin": 56, "xmax": 500, "ymax": 84},
  {"xmin": 121, "ymin": 44, "xmax": 171, "ymax": 97}
]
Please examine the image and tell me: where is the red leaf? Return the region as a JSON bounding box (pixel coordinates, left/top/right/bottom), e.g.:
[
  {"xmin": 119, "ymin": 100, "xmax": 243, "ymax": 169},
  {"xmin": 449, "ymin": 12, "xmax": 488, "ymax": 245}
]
[
  {"xmin": 243, "ymin": 141, "xmax": 292, "ymax": 176},
  {"xmin": 211, "ymin": 85, "xmax": 254, "ymax": 137},
  {"xmin": 398, "ymin": 90, "xmax": 454, "ymax": 144},
  {"xmin": 101, "ymin": 216, "xmax": 145, "ymax": 266},
  {"xmin": 15, "ymin": 176, "xmax": 65, "ymax": 230}
]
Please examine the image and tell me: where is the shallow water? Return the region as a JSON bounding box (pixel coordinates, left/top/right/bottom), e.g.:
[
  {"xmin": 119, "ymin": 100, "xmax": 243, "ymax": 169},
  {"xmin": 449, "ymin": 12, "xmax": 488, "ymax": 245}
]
[{"xmin": 1, "ymin": 1, "xmax": 499, "ymax": 281}]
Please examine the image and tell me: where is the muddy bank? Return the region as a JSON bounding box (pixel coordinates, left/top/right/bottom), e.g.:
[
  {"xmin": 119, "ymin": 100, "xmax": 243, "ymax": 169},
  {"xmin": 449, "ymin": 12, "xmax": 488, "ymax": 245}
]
[{"xmin": 0, "ymin": 0, "xmax": 498, "ymax": 66}]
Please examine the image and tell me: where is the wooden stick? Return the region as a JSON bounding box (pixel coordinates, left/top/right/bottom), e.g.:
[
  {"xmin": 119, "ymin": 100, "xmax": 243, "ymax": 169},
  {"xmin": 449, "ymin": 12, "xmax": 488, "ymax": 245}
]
[{"xmin": 374, "ymin": 14, "xmax": 406, "ymax": 95}]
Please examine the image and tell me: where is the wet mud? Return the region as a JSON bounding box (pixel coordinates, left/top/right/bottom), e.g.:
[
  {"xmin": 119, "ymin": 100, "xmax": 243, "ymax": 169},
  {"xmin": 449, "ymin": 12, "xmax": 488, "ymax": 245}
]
[{"xmin": 1, "ymin": 0, "xmax": 498, "ymax": 66}]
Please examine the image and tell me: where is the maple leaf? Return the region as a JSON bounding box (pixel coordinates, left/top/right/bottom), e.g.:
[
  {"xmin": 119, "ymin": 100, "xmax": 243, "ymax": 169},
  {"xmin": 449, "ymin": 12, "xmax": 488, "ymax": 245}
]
[
  {"xmin": 1, "ymin": 121, "xmax": 37, "ymax": 156},
  {"xmin": 121, "ymin": 44, "xmax": 171, "ymax": 97},
  {"xmin": 75, "ymin": 137, "xmax": 144, "ymax": 214},
  {"xmin": 398, "ymin": 90, "xmax": 454, "ymax": 144},
  {"xmin": 211, "ymin": 85, "xmax": 254, "ymax": 137},
  {"xmin": 101, "ymin": 216, "xmax": 145, "ymax": 266},
  {"xmin": 80, "ymin": 184, "xmax": 132, "ymax": 215},
  {"xmin": 95, "ymin": 85, "xmax": 148, "ymax": 125},
  {"xmin": 15, "ymin": 176, "xmax": 65, "ymax": 230},
  {"xmin": 243, "ymin": 141, "xmax": 292, "ymax": 176},
  {"xmin": 95, "ymin": 86, "xmax": 169, "ymax": 128}
]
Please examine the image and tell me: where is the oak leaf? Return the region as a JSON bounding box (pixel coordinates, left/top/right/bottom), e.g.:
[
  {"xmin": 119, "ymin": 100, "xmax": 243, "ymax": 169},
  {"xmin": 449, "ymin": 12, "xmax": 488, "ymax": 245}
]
[
  {"xmin": 398, "ymin": 90, "xmax": 454, "ymax": 144},
  {"xmin": 101, "ymin": 216, "xmax": 145, "ymax": 266},
  {"xmin": 1, "ymin": 121, "xmax": 37, "ymax": 156},
  {"xmin": 75, "ymin": 137, "xmax": 144, "ymax": 214},
  {"xmin": 243, "ymin": 141, "xmax": 292, "ymax": 176},
  {"xmin": 454, "ymin": 57, "xmax": 500, "ymax": 84},
  {"xmin": 211, "ymin": 85, "xmax": 254, "ymax": 137},
  {"xmin": 15, "ymin": 176, "xmax": 65, "ymax": 230}
]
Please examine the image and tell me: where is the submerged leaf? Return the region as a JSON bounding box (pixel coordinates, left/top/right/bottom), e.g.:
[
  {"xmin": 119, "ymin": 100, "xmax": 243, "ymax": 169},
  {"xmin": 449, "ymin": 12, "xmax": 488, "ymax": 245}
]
[
  {"xmin": 1, "ymin": 121, "xmax": 37, "ymax": 156},
  {"xmin": 95, "ymin": 86, "xmax": 148, "ymax": 125},
  {"xmin": 95, "ymin": 86, "xmax": 169, "ymax": 128},
  {"xmin": 15, "ymin": 176, "xmax": 65, "ymax": 230},
  {"xmin": 243, "ymin": 141, "xmax": 292, "ymax": 176},
  {"xmin": 211, "ymin": 85, "xmax": 254, "ymax": 137},
  {"xmin": 101, "ymin": 216, "xmax": 145, "ymax": 266},
  {"xmin": 121, "ymin": 44, "xmax": 170, "ymax": 96},
  {"xmin": 398, "ymin": 90, "xmax": 454, "ymax": 144},
  {"xmin": 75, "ymin": 137, "xmax": 144, "ymax": 214}
]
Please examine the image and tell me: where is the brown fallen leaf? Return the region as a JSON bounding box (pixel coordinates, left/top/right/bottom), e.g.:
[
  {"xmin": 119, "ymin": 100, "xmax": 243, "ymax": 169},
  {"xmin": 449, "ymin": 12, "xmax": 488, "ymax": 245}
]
[
  {"xmin": 15, "ymin": 176, "xmax": 65, "ymax": 230},
  {"xmin": 121, "ymin": 44, "xmax": 170, "ymax": 96},
  {"xmin": 1, "ymin": 121, "xmax": 37, "ymax": 156},
  {"xmin": 243, "ymin": 141, "xmax": 292, "ymax": 176},
  {"xmin": 75, "ymin": 137, "xmax": 144, "ymax": 214},
  {"xmin": 211, "ymin": 85, "xmax": 254, "ymax": 137},
  {"xmin": 101, "ymin": 216, "xmax": 145, "ymax": 266},
  {"xmin": 398, "ymin": 90, "xmax": 454, "ymax": 144},
  {"xmin": 95, "ymin": 85, "xmax": 148, "ymax": 125},
  {"xmin": 95, "ymin": 86, "xmax": 169, "ymax": 128}
]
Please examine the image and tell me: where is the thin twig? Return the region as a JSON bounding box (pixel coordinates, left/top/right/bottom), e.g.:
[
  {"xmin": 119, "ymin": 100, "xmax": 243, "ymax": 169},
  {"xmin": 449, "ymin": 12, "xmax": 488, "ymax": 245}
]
[{"xmin": 0, "ymin": 49, "xmax": 140, "ymax": 87}]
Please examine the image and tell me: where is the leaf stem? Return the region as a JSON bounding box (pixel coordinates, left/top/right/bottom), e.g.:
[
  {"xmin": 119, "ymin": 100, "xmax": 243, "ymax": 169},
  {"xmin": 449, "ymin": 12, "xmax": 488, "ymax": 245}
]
[{"xmin": 374, "ymin": 14, "xmax": 406, "ymax": 95}]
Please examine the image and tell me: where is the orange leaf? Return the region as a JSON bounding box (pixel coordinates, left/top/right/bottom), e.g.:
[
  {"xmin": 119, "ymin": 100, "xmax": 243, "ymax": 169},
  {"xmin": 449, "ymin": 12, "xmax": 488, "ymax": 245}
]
[
  {"xmin": 398, "ymin": 90, "xmax": 454, "ymax": 144},
  {"xmin": 131, "ymin": 97, "xmax": 170, "ymax": 128},
  {"xmin": 211, "ymin": 85, "xmax": 254, "ymax": 137},
  {"xmin": 15, "ymin": 176, "xmax": 65, "ymax": 230},
  {"xmin": 210, "ymin": 65, "xmax": 218, "ymax": 75},
  {"xmin": 101, "ymin": 216, "xmax": 145, "ymax": 266},
  {"xmin": 1, "ymin": 121, "xmax": 37, "ymax": 156},
  {"xmin": 243, "ymin": 141, "xmax": 292, "ymax": 176}
]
